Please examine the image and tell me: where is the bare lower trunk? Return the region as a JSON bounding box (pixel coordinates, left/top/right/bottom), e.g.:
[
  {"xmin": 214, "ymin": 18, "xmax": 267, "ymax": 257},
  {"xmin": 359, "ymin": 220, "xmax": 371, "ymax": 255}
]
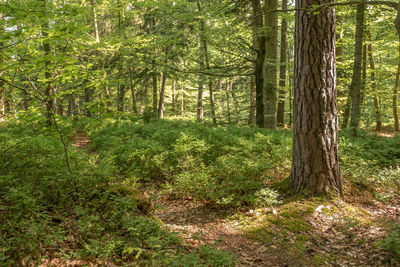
[
  {"xmin": 264, "ymin": 0, "xmax": 278, "ymax": 129},
  {"xmin": 349, "ymin": 2, "xmax": 365, "ymax": 136},
  {"xmin": 367, "ymin": 36, "xmax": 382, "ymax": 131},
  {"xmin": 291, "ymin": 0, "xmax": 342, "ymax": 196}
]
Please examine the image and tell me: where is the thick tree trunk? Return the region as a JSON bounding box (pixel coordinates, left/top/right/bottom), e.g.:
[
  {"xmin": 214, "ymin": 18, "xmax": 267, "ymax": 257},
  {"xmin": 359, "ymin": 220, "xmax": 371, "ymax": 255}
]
[
  {"xmin": 349, "ymin": 2, "xmax": 365, "ymax": 136},
  {"xmin": 263, "ymin": 0, "xmax": 278, "ymax": 129},
  {"xmin": 291, "ymin": 0, "xmax": 343, "ymax": 196},
  {"xmin": 394, "ymin": 43, "xmax": 400, "ymax": 132},
  {"xmin": 158, "ymin": 73, "xmax": 167, "ymax": 118},
  {"xmin": 252, "ymin": 0, "xmax": 266, "ymax": 128},
  {"xmin": 277, "ymin": 0, "xmax": 288, "ymax": 127}
]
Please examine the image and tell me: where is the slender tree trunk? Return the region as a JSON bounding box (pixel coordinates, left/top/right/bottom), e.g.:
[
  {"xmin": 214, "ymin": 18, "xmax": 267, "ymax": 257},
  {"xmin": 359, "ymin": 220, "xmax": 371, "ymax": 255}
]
[
  {"xmin": 42, "ymin": 0, "xmax": 53, "ymax": 124},
  {"xmin": 367, "ymin": 38, "xmax": 382, "ymax": 131},
  {"xmin": 129, "ymin": 68, "xmax": 138, "ymax": 114},
  {"xmin": 291, "ymin": 0, "xmax": 343, "ymax": 196},
  {"xmin": 336, "ymin": 15, "xmax": 344, "ymax": 62},
  {"xmin": 90, "ymin": 0, "xmax": 100, "ymax": 43},
  {"xmin": 231, "ymin": 82, "xmax": 241, "ymax": 123},
  {"xmin": 252, "ymin": 0, "xmax": 266, "ymax": 128},
  {"xmin": 152, "ymin": 73, "xmax": 158, "ymax": 114},
  {"xmin": 277, "ymin": 0, "xmax": 288, "ymax": 127},
  {"xmin": 288, "ymin": 72, "xmax": 293, "ymax": 127},
  {"xmin": 249, "ymin": 74, "xmax": 256, "ymax": 124},
  {"xmin": 394, "ymin": 43, "xmax": 400, "ymax": 132},
  {"xmin": 84, "ymin": 86, "xmax": 92, "ymax": 117},
  {"xmin": 172, "ymin": 80, "xmax": 176, "ymax": 116},
  {"xmin": 225, "ymin": 80, "xmax": 231, "ymax": 124},
  {"xmin": 360, "ymin": 44, "xmax": 367, "ymax": 114},
  {"xmin": 158, "ymin": 73, "xmax": 167, "ymax": 118},
  {"xmin": 0, "ymin": 10, "xmax": 4, "ymax": 120},
  {"xmin": 180, "ymin": 86, "xmax": 185, "ymax": 118},
  {"xmin": 263, "ymin": 0, "xmax": 278, "ymax": 129},
  {"xmin": 349, "ymin": 2, "xmax": 366, "ymax": 136}
]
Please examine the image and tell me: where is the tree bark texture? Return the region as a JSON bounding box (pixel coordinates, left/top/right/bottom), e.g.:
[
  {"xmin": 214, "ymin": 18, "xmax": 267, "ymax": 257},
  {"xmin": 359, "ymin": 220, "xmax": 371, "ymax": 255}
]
[
  {"xmin": 263, "ymin": 0, "xmax": 278, "ymax": 129},
  {"xmin": 252, "ymin": 0, "xmax": 266, "ymax": 128},
  {"xmin": 277, "ymin": 0, "xmax": 288, "ymax": 127},
  {"xmin": 367, "ymin": 33, "xmax": 382, "ymax": 131},
  {"xmin": 291, "ymin": 0, "xmax": 343, "ymax": 196}
]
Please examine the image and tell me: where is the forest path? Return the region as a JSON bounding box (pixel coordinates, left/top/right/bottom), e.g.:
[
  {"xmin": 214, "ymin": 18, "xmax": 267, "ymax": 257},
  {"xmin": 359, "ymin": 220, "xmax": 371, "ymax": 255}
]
[
  {"xmin": 153, "ymin": 196, "xmax": 285, "ymax": 266},
  {"xmin": 71, "ymin": 129, "xmax": 91, "ymax": 150}
]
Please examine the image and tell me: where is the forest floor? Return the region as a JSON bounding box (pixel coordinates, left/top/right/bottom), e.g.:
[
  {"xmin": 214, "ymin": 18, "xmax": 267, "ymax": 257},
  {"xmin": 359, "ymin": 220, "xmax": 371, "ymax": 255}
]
[
  {"xmin": 151, "ymin": 188, "xmax": 400, "ymax": 266},
  {"xmin": 72, "ymin": 128, "xmax": 400, "ymax": 266}
]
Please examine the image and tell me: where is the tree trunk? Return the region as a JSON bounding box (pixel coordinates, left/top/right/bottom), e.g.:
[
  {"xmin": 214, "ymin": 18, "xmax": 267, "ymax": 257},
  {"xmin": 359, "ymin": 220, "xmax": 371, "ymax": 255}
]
[
  {"xmin": 172, "ymin": 80, "xmax": 176, "ymax": 116},
  {"xmin": 180, "ymin": 86, "xmax": 185, "ymax": 118},
  {"xmin": 277, "ymin": 0, "xmax": 288, "ymax": 127},
  {"xmin": 226, "ymin": 80, "xmax": 231, "ymax": 124},
  {"xmin": 248, "ymin": 74, "xmax": 256, "ymax": 124},
  {"xmin": 252, "ymin": 0, "xmax": 266, "ymax": 128},
  {"xmin": 394, "ymin": 43, "xmax": 400, "ymax": 132},
  {"xmin": 336, "ymin": 15, "xmax": 344, "ymax": 63},
  {"xmin": 152, "ymin": 73, "xmax": 158, "ymax": 114},
  {"xmin": 367, "ymin": 33, "xmax": 382, "ymax": 131},
  {"xmin": 158, "ymin": 72, "xmax": 167, "ymax": 118},
  {"xmin": 349, "ymin": 2, "xmax": 366, "ymax": 136},
  {"xmin": 360, "ymin": 44, "xmax": 367, "ymax": 114},
  {"xmin": 42, "ymin": 0, "xmax": 53, "ymax": 124},
  {"xmin": 84, "ymin": 86, "xmax": 92, "ymax": 117},
  {"xmin": 129, "ymin": 68, "xmax": 138, "ymax": 114},
  {"xmin": 264, "ymin": 0, "xmax": 278, "ymax": 129},
  {"xmin": 291, "ymin": 0, "xmax": 343, "ymax": 196},
  {"xmin": 117, "ymin": 80, "xmax": 126, "ymax": 112}
]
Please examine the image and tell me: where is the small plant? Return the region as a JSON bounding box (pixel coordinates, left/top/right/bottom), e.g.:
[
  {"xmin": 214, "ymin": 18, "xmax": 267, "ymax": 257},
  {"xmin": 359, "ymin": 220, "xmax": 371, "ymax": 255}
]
[
  {"xmin": 255, "ymin": 188, "xmax": 281, "ymax": 207},
  {"xmin": 380, "ymin": 223, "xmax": 400, "ymax": 261}
]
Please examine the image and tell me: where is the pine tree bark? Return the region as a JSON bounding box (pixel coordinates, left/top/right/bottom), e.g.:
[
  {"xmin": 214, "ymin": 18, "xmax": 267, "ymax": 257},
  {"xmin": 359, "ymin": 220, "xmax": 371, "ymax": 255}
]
[
  {"xmin": 291, "ymin": 0, "xmax": 343, "ymax": 196},
  {"xmin": 263, "ymin": 0, "xmax": 278, "ymax": 129},
  {"xmin": 349, "ymin": 2, "xmax": 366, "ymax": 136},
  {"xmin": 277, "ymin": 0, "xmax": 288, "ymax": 127},
  {"xmin": 252, "ymin": 0, "xmax": 266, "ymax": 128}
]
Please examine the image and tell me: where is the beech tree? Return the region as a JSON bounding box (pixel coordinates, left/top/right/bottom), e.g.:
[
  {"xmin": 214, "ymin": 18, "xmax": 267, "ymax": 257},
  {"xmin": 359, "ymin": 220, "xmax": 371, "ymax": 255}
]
[{"xmin": 291, "ymin": 0, "xmax": 343, "ymax": 195}]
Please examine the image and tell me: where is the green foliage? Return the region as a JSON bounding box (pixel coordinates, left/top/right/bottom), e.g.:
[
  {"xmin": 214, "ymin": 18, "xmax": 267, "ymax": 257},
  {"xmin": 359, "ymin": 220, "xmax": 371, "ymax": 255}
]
[
  {"xmin": 86, "ymin": 118, "xmax": 292, "ymax": 206},
  {"xmin": 380, "ymin": 223, "xmax": 400, "ymax": 262},
  {"xmin": 0, "ymin": 118, "xmax": 234, "ymax": 265}
]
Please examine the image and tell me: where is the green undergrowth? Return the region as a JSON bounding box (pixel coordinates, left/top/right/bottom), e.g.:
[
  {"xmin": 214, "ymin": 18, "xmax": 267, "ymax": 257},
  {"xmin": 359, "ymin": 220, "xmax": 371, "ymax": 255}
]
[
  {"xmin": 83, "ymin": 117, "xmax": 292, "ymax": 206},
  {"xmin": 2, "ymin": 113, "xmax": 400, "ymax": 265},
  {"xmin": 0, "ymin": 115, "xmax": 237, "ymax": 266}
]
